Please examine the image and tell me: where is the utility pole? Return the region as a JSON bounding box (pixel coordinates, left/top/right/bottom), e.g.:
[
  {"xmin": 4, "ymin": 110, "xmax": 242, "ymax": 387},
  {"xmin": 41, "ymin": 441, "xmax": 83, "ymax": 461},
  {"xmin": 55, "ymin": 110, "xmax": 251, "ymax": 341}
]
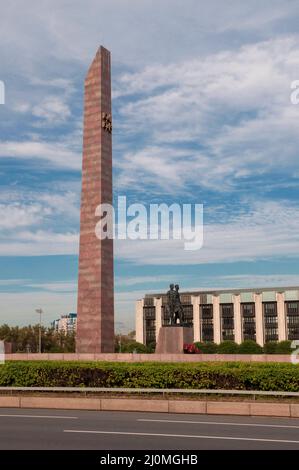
[
  {"xmin": 115, "ymin": 321, "xmax": 125, "ymax": 353},
  {"xmin": 35, "ymin": 308, "xmax": 43, "ymax": 353}
]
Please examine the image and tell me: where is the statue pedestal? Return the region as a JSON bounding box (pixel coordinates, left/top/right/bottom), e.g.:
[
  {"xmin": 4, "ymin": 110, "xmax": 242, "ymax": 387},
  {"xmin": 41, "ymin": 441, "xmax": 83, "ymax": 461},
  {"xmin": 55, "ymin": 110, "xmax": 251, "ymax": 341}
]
[{"xmin": 155, "ymin": 325, "xmax": 194, "ymax": 354}]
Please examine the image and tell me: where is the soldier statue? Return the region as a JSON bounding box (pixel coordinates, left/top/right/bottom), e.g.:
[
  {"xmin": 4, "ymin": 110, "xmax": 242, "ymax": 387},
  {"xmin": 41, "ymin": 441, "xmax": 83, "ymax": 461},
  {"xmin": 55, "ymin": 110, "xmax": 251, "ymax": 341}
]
[
  {"xmin": 166, "ymin": 284, "xmax": 176, "ymax": 324},
  {"xmin": 173, "ymin": 284, "xmax": 184, "ymax": 324},
  {"xmin": 166, "ymin": 283, "xmax": 184, "ymax": 325}
]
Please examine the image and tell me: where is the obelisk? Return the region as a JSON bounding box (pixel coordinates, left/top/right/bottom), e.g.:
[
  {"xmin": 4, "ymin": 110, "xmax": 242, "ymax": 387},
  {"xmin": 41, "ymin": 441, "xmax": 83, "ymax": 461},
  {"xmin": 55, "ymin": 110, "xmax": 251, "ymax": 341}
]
[{"xmin": 76, "ymin": 46, "xmax": 114, "ymax": 353}]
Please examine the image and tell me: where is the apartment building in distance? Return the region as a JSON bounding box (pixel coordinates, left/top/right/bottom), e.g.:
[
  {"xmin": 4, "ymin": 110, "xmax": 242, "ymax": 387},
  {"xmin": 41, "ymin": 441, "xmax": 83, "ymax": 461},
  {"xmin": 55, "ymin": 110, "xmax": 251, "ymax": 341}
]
[
  {"xmin": 52, "ymin": 313, "xmax": 77, "ymax": 334},
  {"xmin": 136, "ymin": 287, "xmax": 299, "ymax": 347}
]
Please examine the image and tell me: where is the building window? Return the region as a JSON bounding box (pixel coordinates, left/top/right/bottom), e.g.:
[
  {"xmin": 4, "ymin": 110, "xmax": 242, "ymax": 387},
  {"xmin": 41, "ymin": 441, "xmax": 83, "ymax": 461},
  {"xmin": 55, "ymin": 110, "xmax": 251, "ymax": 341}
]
[
  {"xmin": 286, "ymin": 301, "xmax": 299, "ymax": 340},
  {"xmin": 241, "ymin": 303, "xmax": 256, "ymax": 341},
  {"xmin": 183, "ymin": 304, "xmax": 193, "ymax": 326},
  {"xmin": 221, "ymin": 303, "xmax": 234, "ymax": 341},
  {"xmin": 144, "ymin": 306, "xmax": 156, "ymax": 346},
  {"xmin": 263, "ymin": 302, "xmax": 278, "ymax": 342},
  {"xmin": 162, "ymin": 305, "xmax": 170, "ymax": 326},
  {"xmin": 201, "ymin": 304, "xmax": 213, "ymax": 342}
]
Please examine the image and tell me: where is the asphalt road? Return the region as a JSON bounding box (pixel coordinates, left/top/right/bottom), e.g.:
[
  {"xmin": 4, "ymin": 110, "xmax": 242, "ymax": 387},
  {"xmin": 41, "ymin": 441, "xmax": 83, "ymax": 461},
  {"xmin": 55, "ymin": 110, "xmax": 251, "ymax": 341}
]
[{"xmin": 0, "ymin": 408, "xmax": 299, "ymax": 450}]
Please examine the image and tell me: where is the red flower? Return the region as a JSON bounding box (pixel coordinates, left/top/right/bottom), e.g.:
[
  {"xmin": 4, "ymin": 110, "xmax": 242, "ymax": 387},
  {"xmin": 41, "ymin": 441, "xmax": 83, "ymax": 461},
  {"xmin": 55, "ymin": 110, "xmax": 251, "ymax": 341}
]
[{"xmin": 183, "ymin": 343, "xmax": 201, "ymax": 354}]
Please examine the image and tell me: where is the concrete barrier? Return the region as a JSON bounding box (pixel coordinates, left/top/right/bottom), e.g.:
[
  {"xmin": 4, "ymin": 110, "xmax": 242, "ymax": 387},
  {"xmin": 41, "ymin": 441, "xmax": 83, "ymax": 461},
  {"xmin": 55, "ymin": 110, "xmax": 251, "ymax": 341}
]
[
  {"xmin": 4, "ymin": 353, "xmax": 292, "ymax": 362},
  {"xmin": 168, "ymin": 400, "xmax": 207, "ymax": 414},
  {"xmin": 101, "ymin": 398, "xmax": 169, "ymax": 413},
  {"xmin": 0, "ymin": 396, "xmax": 20, "ymax": 407},
  {"xmin": 20, "ymin": 396, "xmax": 101, "ymax": 410},
  {"xmin": 250, "ymin": 402, "xmax": 291, "ymax": 417},
  {"xmin": 290, "ymin": 404, "xmax": 299, "ymax": 417},
  {"xmin": 207, "ymin": 401, "xmax": 251, "ymax": 416},
  {"xmin": 0, "ymin": 396, "xmax": 298, "ymax": 417}
]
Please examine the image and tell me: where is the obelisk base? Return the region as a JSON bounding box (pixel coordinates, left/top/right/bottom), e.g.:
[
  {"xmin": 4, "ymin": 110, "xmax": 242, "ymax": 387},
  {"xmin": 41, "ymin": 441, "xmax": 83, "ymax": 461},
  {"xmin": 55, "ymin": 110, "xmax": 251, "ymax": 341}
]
[{"xmin": 155, "ymin": 326, "xmax": 194, "ymax": 354}]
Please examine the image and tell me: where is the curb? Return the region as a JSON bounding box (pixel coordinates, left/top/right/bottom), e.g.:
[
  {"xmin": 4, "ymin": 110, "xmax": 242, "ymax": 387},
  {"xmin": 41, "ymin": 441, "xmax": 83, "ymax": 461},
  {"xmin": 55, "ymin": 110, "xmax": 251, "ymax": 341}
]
[
  {"xmin": 5, "ymin": 353, "xmax": 292, "ymax": 362},
  {"xmin": 0, "ymin": 396, "xmax": 298, "ymax": 417}
]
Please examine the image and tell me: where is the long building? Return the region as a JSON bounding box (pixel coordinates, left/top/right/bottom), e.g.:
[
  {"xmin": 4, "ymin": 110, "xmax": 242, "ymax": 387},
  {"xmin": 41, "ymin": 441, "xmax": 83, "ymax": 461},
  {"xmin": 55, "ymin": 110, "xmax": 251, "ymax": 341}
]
[{"xmin": 135, "ymin": 286, "xmax": 299, "ymax": 347}]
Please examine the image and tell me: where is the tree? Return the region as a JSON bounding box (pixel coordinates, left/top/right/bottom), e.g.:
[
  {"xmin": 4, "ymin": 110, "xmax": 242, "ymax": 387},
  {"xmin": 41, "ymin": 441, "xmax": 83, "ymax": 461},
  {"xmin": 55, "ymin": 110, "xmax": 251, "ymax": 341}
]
[{"xmin": 0, "ymin": 324, "xmax": 76, "ymax": 353}]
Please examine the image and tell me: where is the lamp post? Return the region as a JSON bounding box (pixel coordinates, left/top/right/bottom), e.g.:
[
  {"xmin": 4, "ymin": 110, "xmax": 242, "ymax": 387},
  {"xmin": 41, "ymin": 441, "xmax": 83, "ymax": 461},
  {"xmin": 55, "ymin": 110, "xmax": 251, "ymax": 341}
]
[
  {"xmin": 35, "ymin": 308, "xmax": 43, "ymax": 353},
  {"xmin": 115, "ymin": 321, "xmax": 125, "ymax": 353}
]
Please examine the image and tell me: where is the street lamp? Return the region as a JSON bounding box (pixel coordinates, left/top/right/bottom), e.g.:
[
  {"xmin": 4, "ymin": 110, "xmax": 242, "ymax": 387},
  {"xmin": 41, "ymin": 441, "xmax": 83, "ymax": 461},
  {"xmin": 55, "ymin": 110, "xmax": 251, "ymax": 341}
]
[
  {"xmin": 35, "ymin": 308, "xmax": 43, "ymax": 353},
  {"xmin": 115, "ymin": 321, "xmax": 125, "ymax": 353}
]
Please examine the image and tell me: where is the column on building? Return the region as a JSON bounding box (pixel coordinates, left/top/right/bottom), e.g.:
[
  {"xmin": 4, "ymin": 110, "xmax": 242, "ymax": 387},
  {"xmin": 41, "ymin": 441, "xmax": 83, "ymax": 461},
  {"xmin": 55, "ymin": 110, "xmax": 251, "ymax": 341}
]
[
  {"xmin": 254, "ymin": 293, "xmax": 264, "ymax": 346},
  {"xmin": 135, "ymin": 299, "xmax": 145, "ymax": 344},
  {"xmin": 191, "ymin": 295, "xmax": 201, "ymax": 343},
  {"xmin": 276, "ymin": 292, "xmax": 287, "ymax": 342},
  {"xmin": 154, "ymin": 297, "xmax": 163, "ymax": 341},
  {"xmin": 212, "ymin": 294, "xmax": 221, "ymax": 344},
  {"xmin": 233, "ymin": 294, "xmax": 242, "ymax": 344}
]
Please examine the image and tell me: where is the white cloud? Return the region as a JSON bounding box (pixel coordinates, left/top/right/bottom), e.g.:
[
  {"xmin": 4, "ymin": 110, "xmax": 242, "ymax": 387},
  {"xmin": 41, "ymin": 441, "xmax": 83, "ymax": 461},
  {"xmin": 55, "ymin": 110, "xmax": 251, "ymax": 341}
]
[
  {"xmin": 0, "ymin": 230, "xmax": 79, "ymax": 256},
  {"xmin": 115, "ymin": 275, "xmax": 179, "ymax": 287},
  {"xmin": 27, "ymin": 281, "xmax": 77, "ymax": 292},
  {"xmin": 0, "ymin": 188, "xmax": 80, "ymax": 222},
  {"xmin": 29, "ymin": 78, "xmax": 74, "ymax": 90},
  {"xmin": 115, "ymin": 37, "xmax": 299, "ymax": 193},
  {"xmin": 1, "ymin": 0, "xmax": 296, "ymax": 71},
  {"xmin": 0, "ymin": 203, "xmax": 50, "ymax": 229},
  {"xmin": 38, "ymin": 191, "xmax": 79, "ymax": 219},
  {"xmin": 0, "ymin": 188, "xmax": 80, "ymax": 256},
  {"xmin": 0, "ymin": 140, "xmax": 81, "ymax": 169},
  {"xmin": 212, "ymin": 274, "xmax": 299, "ymax": 288},
  {"xmin": 115, "ymin": 200, "xmax": 299, "ymax": 265},
  {"xmin": 0, "ymin": 279, "xmax": 28, "ymax": 286},
  {"xmin": 0, "ymin": 197, "xmax": 299, "ymax": 266},
  {"xmin": 12, "ymin": 102, "xmax": 31, "ymax": 113},
  {"xmin": 32, "ymin": 96, "xmax": 71, "ymax": 124}
]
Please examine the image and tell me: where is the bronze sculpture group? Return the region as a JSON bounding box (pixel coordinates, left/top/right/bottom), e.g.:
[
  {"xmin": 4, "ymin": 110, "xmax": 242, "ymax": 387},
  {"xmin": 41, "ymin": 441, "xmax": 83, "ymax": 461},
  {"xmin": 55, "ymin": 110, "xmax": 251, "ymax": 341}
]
[{"xmin": 166, "ymin": 284, "xmax": 185, "ymax": 325}]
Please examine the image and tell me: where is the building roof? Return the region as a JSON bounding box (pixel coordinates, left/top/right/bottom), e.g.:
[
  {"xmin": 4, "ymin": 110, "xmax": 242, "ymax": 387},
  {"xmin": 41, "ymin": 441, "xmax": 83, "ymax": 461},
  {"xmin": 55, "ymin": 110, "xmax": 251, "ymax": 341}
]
[{"xmin": 145, "ymin": 285, "xmax": 299, "ymax": 298}]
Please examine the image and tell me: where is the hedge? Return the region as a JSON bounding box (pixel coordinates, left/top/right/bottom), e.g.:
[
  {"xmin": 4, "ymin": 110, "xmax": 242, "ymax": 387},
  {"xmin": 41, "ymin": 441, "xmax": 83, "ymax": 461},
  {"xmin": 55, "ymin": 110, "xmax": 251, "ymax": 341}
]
[
  {"xmin": 193, "ymin": 342, "xmax": 218, "ymax": 353},
  {"xmin": 194, "ymin": 340, "xmax": 293, "ymax": 354},
  {"xmin": 263, "ymin": 342, "xmax": 278, "ymax": 354},
  {"xmin": 216, "ymin": 341, "xmax": 239, "ymax": 354},
  {"xmin": 0, "ymin": 361, "xmax": 299, "ymax": 391}
]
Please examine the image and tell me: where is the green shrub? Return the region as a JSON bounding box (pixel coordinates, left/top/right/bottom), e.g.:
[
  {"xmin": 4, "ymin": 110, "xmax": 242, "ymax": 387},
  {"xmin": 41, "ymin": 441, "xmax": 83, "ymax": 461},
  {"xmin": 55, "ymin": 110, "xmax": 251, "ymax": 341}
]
[
  {"xmin": 194, "ymin": 342, "xmax": 218, "ymax": 353},
  {"xmin": 217, "ymin": 341, "xmax": 239, "ymax": 354},
  {"xmin": 264, "ymin": 342, "xmax": 278, "ymax": 354},
  {"xmin": 120, "ymin": 341, "xmax": 148, "ymax": 353},
  {"xmin": 145, "ymin": 342, "xmax": 156, "ymax": 353},
  {"xmin": 0, "ymin": 360, "xmax": 298, "ymax": 391},
  {"xmin": 275, "ymin": 340, "xmax": 292, "ymax": 354},
  {"xmin": 238, "ymin": 340, "xmax": 263, "ymax": 354}
]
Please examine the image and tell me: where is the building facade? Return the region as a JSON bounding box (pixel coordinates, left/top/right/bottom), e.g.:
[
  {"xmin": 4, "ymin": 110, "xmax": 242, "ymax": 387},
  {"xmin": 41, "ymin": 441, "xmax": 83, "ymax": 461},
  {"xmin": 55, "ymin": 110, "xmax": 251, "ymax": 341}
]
[
  {"xmin": 52, "ymin": 313, "xmax": 77, "ymax": 334},
  {"xmin": 135, "ymin": 287, "xmax": 299, "ymax": 347}
]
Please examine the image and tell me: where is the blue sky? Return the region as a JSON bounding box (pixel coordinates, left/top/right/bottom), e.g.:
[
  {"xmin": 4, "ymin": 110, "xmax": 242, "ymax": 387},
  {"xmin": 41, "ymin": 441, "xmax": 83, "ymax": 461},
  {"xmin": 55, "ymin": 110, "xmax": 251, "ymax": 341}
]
[{"xmin": 1, "ymin": 0, "xmax": 299, "ymax": 331}]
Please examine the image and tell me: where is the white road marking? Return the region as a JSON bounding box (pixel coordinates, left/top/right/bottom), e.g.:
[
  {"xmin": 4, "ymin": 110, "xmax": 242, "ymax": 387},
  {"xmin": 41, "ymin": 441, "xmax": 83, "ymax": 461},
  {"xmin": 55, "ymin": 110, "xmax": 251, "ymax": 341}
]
[
  {"xmin": 63, "ymin": 429, "xmax": 299, "ymax": 444},
  {"xmin": 138, "ymin": 418, "xmax": 299, "ymax": 429},
  {"xmin": 0, "ymin": 414, "xmax": 78, "ymax": 419}
]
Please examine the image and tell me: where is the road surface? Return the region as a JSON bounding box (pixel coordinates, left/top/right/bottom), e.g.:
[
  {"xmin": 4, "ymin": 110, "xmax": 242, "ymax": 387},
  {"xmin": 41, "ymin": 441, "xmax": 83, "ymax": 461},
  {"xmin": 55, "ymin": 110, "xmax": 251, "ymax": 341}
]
[{"xmin": 0, "ymin": 408, "xmax": 299, "ymax": 449}]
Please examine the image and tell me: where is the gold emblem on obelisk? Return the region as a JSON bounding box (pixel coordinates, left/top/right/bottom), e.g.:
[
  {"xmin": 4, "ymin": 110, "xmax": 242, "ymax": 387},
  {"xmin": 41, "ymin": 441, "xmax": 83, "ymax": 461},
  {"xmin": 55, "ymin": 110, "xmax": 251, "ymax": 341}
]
[{"xmin": 101, "ymin": 112, "xmax": 112, "ymax": 134}]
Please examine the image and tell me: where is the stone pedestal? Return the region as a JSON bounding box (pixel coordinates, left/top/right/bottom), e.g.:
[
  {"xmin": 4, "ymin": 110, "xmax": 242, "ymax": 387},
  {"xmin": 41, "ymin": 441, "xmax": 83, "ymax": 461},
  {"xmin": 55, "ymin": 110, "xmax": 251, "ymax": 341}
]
[{"xmin": 155, "ymin": 326, "xmax": 194, "ymax": 354}]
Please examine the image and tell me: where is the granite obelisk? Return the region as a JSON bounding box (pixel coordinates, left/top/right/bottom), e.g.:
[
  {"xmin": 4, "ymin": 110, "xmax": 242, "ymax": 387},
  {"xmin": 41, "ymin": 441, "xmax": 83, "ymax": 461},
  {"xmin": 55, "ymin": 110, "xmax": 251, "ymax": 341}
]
[{"xmin": 76, "ymin": 46, "xmax": 114, "ymax": 353}]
